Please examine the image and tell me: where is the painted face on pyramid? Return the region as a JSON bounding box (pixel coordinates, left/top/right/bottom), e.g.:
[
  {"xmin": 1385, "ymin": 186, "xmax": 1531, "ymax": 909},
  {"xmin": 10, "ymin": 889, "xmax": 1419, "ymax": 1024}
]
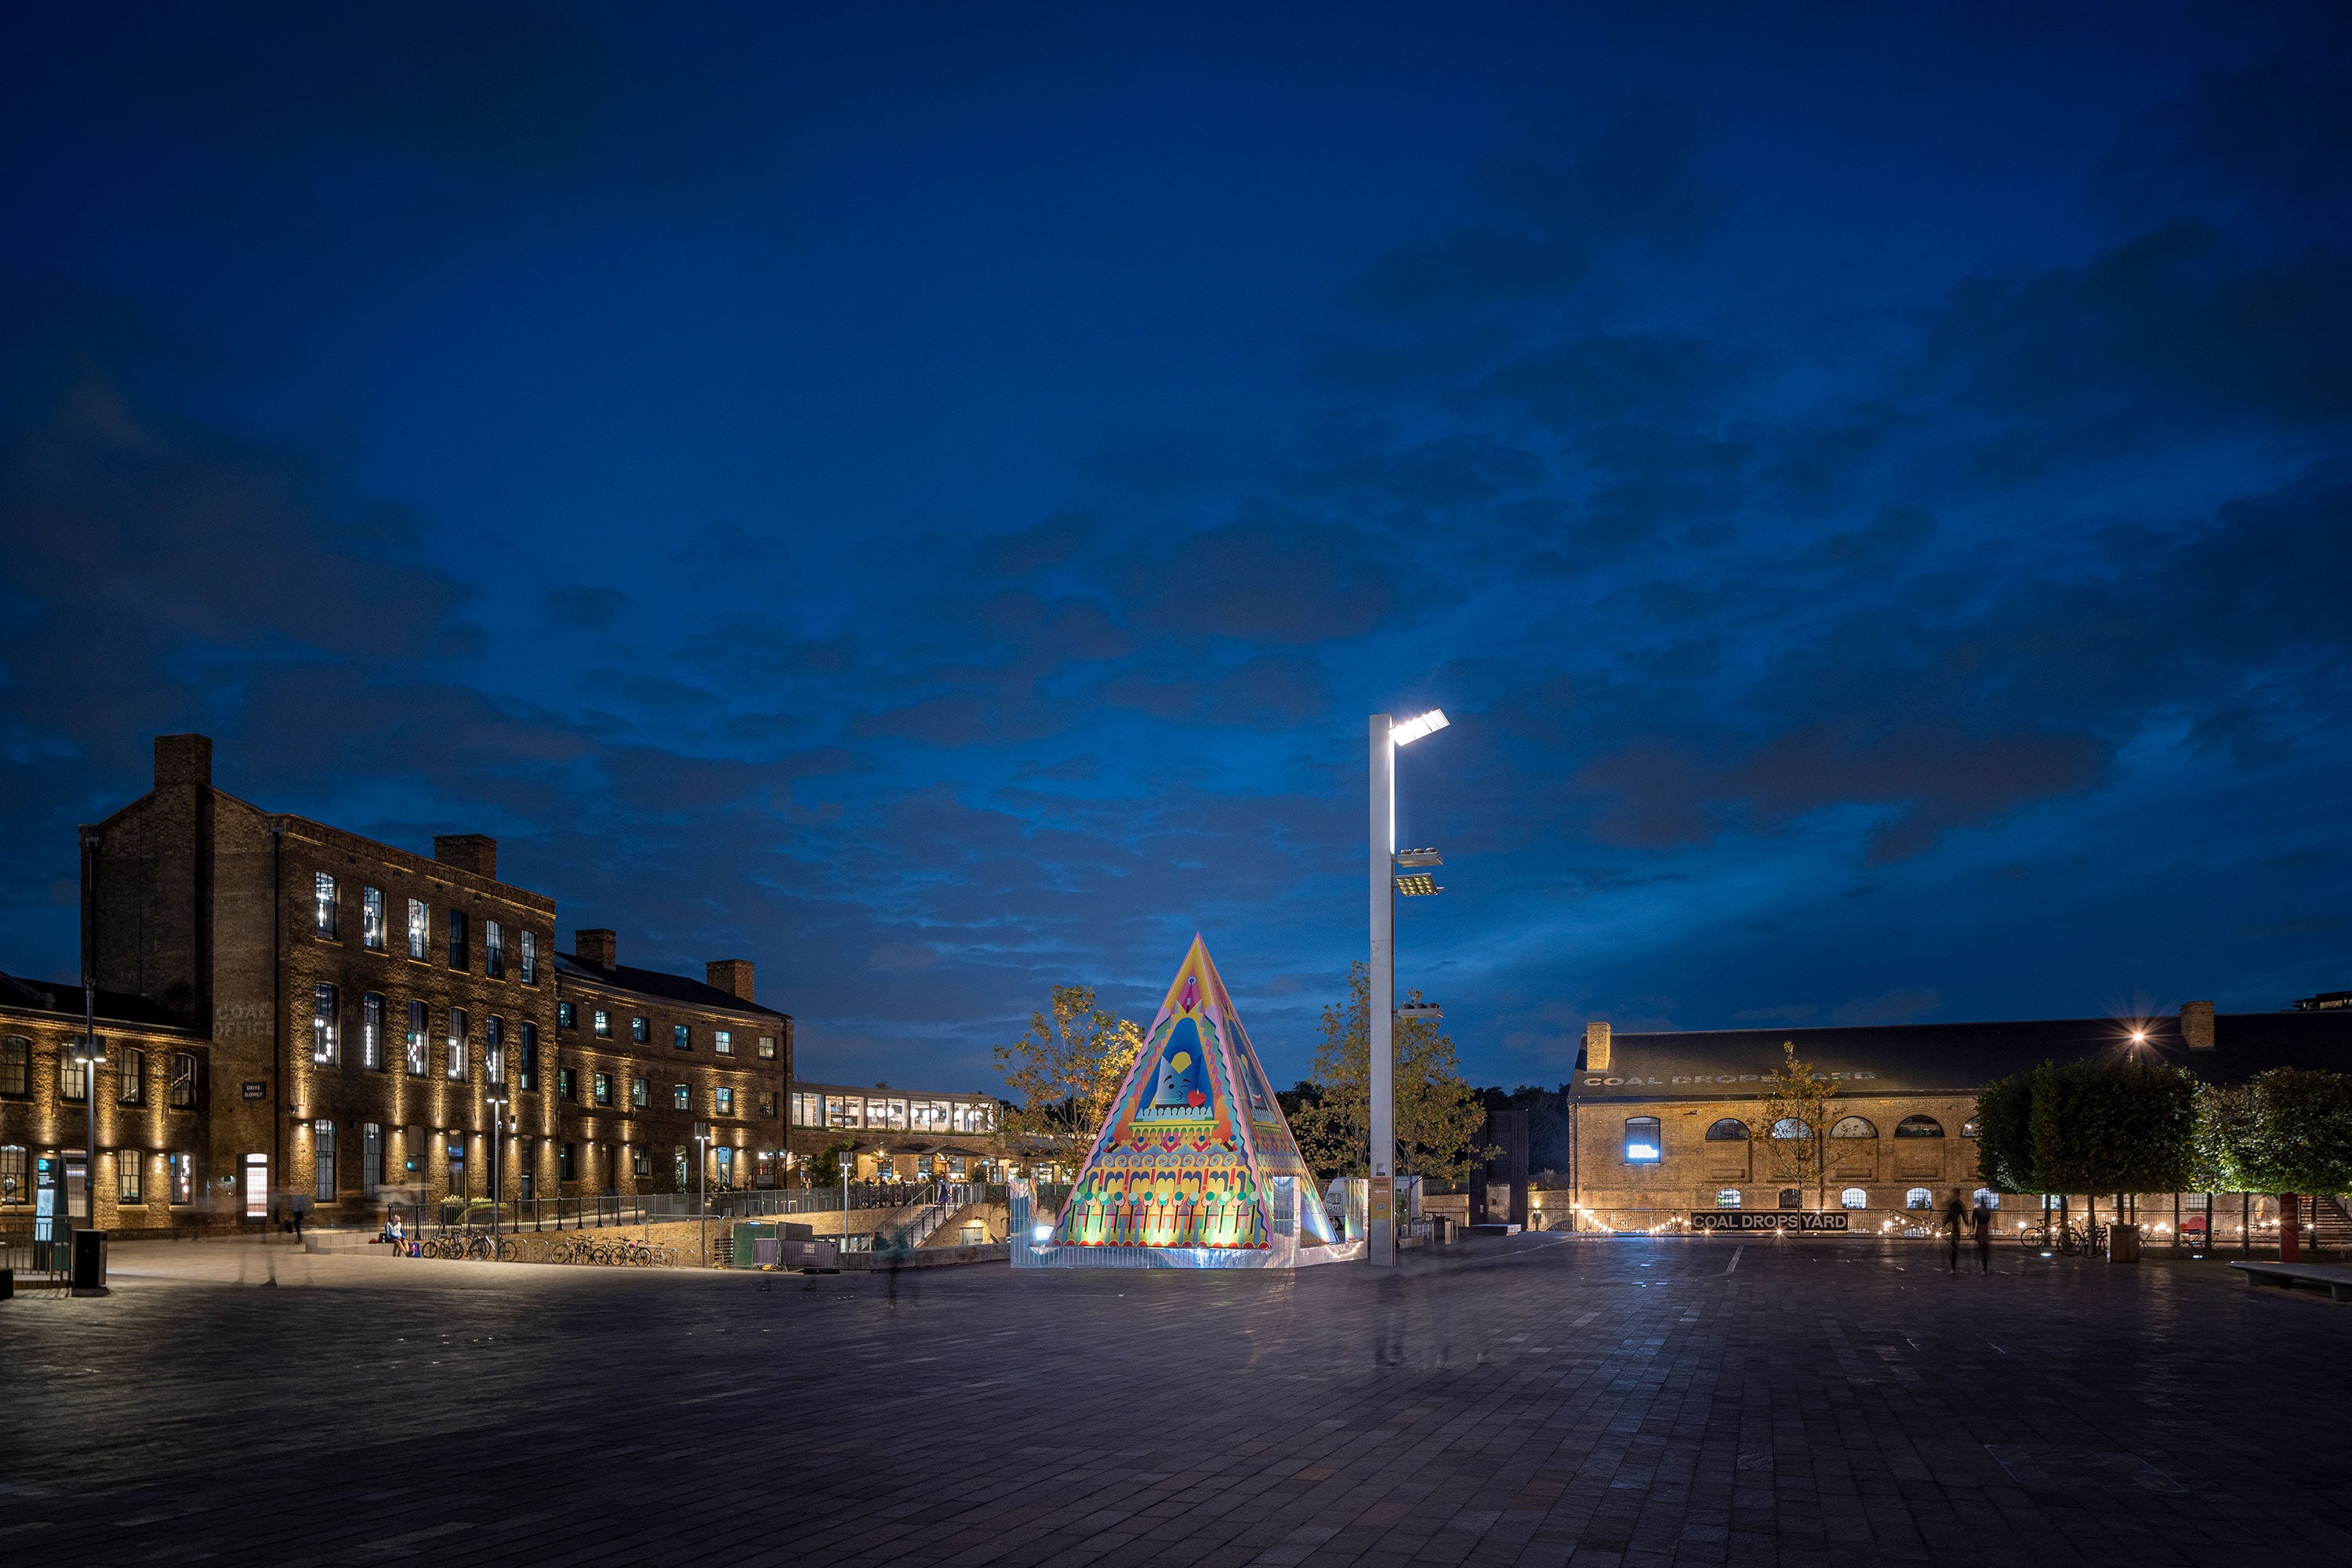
[{"xmin": 1149, "ymin": 1020, "xmax": 1208, "ymax": 1111}]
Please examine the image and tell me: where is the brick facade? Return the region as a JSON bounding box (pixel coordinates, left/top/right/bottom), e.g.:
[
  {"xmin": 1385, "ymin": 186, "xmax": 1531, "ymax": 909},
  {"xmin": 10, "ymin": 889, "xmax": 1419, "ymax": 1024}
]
[{"xmin": 1, "ymin": 733, "xmax": 795, "ymax": 1229}]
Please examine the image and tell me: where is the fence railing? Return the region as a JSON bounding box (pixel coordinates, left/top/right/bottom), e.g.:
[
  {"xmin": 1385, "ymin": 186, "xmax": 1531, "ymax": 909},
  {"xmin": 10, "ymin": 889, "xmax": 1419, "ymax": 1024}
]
[
  {"xmin": 1530, "ymin": 1201, "xmax": 2324, "ymax": 1255},
  {"xmin": 1, "ymin": 1218, "xmax": 71, "ymax": 1287}
]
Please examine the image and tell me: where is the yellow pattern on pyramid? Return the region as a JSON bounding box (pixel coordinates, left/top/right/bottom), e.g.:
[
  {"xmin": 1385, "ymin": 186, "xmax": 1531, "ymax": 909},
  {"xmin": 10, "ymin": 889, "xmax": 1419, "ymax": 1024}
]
[{"xmin": 1050, "ymin": 934, "xmax": 1339, "ymax": 1250}]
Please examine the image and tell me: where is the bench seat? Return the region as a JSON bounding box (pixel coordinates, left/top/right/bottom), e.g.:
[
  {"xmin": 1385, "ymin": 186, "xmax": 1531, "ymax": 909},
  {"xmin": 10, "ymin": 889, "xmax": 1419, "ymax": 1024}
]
[{"xmin": 2230, "ymin": 1260, "xmax": 2352, "ymax": 1301}]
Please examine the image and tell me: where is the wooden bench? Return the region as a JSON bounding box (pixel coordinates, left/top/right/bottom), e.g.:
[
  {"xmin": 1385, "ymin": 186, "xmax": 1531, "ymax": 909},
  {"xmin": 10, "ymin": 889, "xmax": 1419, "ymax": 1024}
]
[{"xmin": 2230, "ymin": 1259, "xmax": 2352, "ymax": 1301}]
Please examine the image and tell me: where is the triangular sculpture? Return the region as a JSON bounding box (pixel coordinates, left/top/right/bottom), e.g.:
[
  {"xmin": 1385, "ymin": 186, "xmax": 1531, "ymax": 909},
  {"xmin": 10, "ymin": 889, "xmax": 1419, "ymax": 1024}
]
[{"xmin": 1014, "ymin": 934, "xmax": 1362, "ymax": 1268}]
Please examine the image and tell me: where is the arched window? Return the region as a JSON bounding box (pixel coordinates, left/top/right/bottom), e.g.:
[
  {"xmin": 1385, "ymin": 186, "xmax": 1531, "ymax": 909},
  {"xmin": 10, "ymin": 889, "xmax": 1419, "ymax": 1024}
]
[
  {"xmin": 1828, "ymin": 1116, "xmax": 1877, "ymax": 1139},
  {"xmin": 1704, "ymin": 1118, "xmax": 1749, "ymax": 1142},
  {"xmin": 1840, "ymin": 1187, "xmax": 1868, "ymax": 1209},
  {"xmin": 1623, "ymin": 1117, "xmax": 1663, "ymax": 1163},
  {"xmin": 1972, "ymin": 1189, "xmax": 2001, "ymax": 1209},
  {"xmin": 1893, "ymin": 1116, "xmax": 1944, "ymax": 1138},
  {"xmin": 1716, "ymin": 1189, "xmax": 1741, "ymax": 1209},
  {"xmin": 1769, "ymin": 1117, "xmax": 1809, "ymax": 1140},
  {"xmin": 1961, "ymin": 1116, "xmax": 1982, "ymax": 1138},
  {"xmin": 1904, "ymin": 1187, "xmax": 1934, "ymax": 1210}
]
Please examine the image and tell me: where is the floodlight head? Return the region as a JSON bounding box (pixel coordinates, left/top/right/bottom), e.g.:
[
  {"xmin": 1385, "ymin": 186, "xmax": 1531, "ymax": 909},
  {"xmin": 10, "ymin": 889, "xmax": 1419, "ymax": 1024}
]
[{"xmin": 1390, "ymin": 709, "xmax": 1450, "ymax": 746}]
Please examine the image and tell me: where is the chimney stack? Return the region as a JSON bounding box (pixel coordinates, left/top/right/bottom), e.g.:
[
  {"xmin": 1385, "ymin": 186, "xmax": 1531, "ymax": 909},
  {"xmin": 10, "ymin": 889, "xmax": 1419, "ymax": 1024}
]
[
  {"xmin": 707, "ymin": 960, "xmax": 755, "ymax": 1003},
  {"xmin": 1584, "ymin": 1021, "xmax": 1612, "ymax": 1072},
  {"xmin": 2181, "ymin": 1000, "xmax": 2216, "ymax": 1051},
  {"xmin": 154, "ymin": 733, "xmax": 212, "ymax": 789},
  {"xmin": 575, "ymin": 929, "xmax": 617, "ymax": 968},
  {"xmin": 433, "ymin": 834, "xmax": 498, "ymax": 880}
]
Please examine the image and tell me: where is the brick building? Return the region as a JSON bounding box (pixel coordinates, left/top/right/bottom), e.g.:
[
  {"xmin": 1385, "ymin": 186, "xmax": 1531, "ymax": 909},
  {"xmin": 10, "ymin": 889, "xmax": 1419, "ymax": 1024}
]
[
  {"xmin": 1565, "ymin": 1003, "xmax": 2352, "ymax": 1232},
  {"xmin": 785, "ymin": 1079, "xmax": 1004, "ymax": 1182},
  {"xmin": 0, "ymin": 733, "xmax": 792, "ymax": 1232}
]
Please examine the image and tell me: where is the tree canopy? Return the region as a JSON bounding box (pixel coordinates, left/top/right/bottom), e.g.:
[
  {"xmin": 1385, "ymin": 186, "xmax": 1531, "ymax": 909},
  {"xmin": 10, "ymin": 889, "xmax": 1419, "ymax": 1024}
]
[
  {"xmin": 1976, "ymin": 1057, "xmax": 2198, "ymax": 1196},
  {"xmin": 2195, "ymin": 1069, "xmax": 2352, "ymax": 1196},
  {"xmin": 991, "ymin": 983, "xmax": 1144, "ymax": 1171},
  {"xmin": 1289, "ymin": 960, "xmax": 1485, "ymax": 1182}
]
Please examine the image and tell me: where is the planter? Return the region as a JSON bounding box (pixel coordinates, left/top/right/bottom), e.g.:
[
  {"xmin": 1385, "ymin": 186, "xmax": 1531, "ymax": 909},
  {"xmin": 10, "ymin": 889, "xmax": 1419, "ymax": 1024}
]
[{"xmin": 2107, "ymin": 1222, "xmax": 2141, "ymax": 1264}]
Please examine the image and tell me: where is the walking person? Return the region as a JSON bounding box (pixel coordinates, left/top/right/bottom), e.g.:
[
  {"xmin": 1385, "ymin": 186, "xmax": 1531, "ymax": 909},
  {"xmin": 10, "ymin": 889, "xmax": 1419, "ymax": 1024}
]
[
  {"xmin": 1943, "ymin": 1188, "xmax": 1965, "ymax": 1272},
  {"xmin": 1970, "ymin": 1196, "xmax": 1992, "ymax": 1274}
]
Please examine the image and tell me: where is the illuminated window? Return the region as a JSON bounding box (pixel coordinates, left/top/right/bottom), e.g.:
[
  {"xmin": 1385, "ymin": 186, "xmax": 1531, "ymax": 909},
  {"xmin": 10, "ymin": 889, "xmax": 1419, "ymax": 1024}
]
[
  {"xmin": 558, "ymin": 1067, "xmax": 577, "ymax": 1102},
  {"xmin": 407, "ymin": 898, "xmax": 429, "ymax": 960},
  {"xmin": 673, "ymin": 1083, "xmax": 690, "ymax": 1111},
  {"xmin": 61, "ymin": 1049, "xmax": 89, "ymax": 1102},
  {"xmin": 673, "ymin": 1024, "xmax": 690, "ymax": 1051},
  {"xmin": 1840, "ymin": 1188, "xmax": 1867, "ymax": 1209},
  {"xmin": 632, "ymin": 1147, "xmax": 650, "ymax": 1177},
  {"xmin": 117, "ymin": 1047, "xmax": 145, "ymax": 1105},
  {"xmin": 758, "ymin": 1091, "xmax": 775, "ymax": 1117},
  {"xmin": 446, "ymin": 1008, "xmax": 468, "ymax": 1080},
  {"xmin": 486, "ymin": 1016, "xmax": 504, "ymax": 1085},
  {"xmin": 314, "ymin": 1120, "xmax": 337, "ymax": 1200},
  {"xmin": 1717, "ymin": 1189, "xmax": 1741, "ymax": 1208},
  {"xmin": 631, "ymin": 1016, "xmax": 648, "ymax": 1044},
  {"xmin": 631, "ymin": 1076, "xmax": 649, "ymax": 1109},
  {"xmin": 0, "ymin": 1037, "xmax": 27, "ymax": 1097},
  {"xmin": 518, "ymin": 1022, "xmax": 538, "ymax": 1091},
  {"xmin": 870, "ymin": 1097, "xmax": 908, "ymax": 1131},
  {"xmin": 1770, "ymin": 1117, "xmax": 1809, "ymax": 1140},
  {"xmin": 405, "ymin": 1001, "xmax": 428, "ymax": 1076},
  {"xmin": 593, "ymin": 1072, "xmax": 612, "ymax": 1107},
  {"xmin": 520, "ymin": 929, "xmax": 537, "ymax": 984},
  {"xmin": 118, "ymin": 1155, "xmax": 143, "ymax": 1203},
  {"xmin": 169, "ymin": 1152, "xmax": 193, "ymax": 1203},
  {"xmin": 0, "ymin": 1145, "xmax": 27, "ymax": 1204},
  {"xmin": 1905, "ymin": 1187, "xmax": 1934, "ymax": 1210},
  {"xmin": 758, "ymin": 1036, "xmax": 776, "ymax": 1059},
  {"xmin": 1894, "ymin": 1116, "xmax": 1944, "ymax": 1138},
  {"xmin": 361, "ymin": 993, "xmax": 384, "ymax": 1070},
  {"xmin": 1704, "ymin": 1118, "xmax": 1748, "ymax": 1141},
  {"xmin": 715, "ymin": 1086, "xmax": 735, "ymax": 1115},
  {"xmin": 1828, "ymin": 1116, "xmax": 1876, "ymax": 1139},
  {"xmin": 1623, "ymin": 1116, "xmax": 1662, "ymax": 1163},
  {"xmin": 362, "ymin": 1123, "xmax": 383, "ymax": 1192},
  {"xmin": 593, "ymin": 1009, "xmax": 611, "ymax": 1038},
  {"xmin": 1961, "ymin": 1117, "xmax": 1982, "ymax": 1138},
  {"xmin": 557, "ymin": 1001, "xmax": 575, "ymax": 1029},
  {"xmin": 911, "ymin": 1099, "xmax": 950, "ymax": 1131},
  {"xmin": 826, "ymin": 1094, "xmax": 862, "ymax": 1130},
  {"xmin": 314, "ymin": 983, "xmax": 339, "ymax": 1065},
  {"xmin": 169, "ymin": 1053, "xmax": 197, "ymax": 1108},
  {"xmin": 714, "ymin": 1029, "xmax": 733, "ymax": 1056},
  {"xmin": 314, "ymin": 872, "xmax": 337, "ymax": 938},
  {"xmin": 361, "ymin": 887, "xmax": 385, "ymax": 950}
]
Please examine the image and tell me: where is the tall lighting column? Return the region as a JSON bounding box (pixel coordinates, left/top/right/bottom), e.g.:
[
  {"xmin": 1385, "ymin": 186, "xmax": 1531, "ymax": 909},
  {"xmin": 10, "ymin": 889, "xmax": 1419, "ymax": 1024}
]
[{"xmin": 1368, "ymin": 708, "xmax": 1449, "ymax": 1266}]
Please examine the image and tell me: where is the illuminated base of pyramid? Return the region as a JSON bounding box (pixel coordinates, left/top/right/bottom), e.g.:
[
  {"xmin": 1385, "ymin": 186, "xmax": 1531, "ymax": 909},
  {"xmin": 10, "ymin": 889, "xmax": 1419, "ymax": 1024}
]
[{"xmin": 1007, "ymin": 1179, "xmax": 1365, "ymax": 1269}]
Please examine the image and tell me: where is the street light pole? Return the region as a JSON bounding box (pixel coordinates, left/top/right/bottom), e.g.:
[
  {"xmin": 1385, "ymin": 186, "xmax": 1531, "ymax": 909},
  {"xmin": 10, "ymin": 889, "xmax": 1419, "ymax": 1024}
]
[{"xmin": 1368, "ymin": 715, "xmax": 1396, "ymax": 1266}]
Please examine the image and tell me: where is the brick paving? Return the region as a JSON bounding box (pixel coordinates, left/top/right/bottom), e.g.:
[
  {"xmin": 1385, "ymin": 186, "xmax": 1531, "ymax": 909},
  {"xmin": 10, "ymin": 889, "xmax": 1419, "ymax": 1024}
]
[{"xmin": 2, "ymin": 1233, "xmax": 2346, "ymax": 1566}]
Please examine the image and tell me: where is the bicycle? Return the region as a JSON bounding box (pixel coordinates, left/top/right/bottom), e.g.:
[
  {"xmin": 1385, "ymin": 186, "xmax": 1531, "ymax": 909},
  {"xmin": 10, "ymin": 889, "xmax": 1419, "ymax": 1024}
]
[{"xmin": 2016, "ymin": 1220, "xmax": 2110, "ymax": 1255}]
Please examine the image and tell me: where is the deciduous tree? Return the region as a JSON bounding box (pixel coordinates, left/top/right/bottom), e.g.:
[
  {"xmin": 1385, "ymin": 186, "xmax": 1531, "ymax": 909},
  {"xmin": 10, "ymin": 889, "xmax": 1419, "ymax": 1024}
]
[
  {"xmin": 1290, "ymin": 961, "xmax": 1485, "ymax": 1182},
  {"xmin": 991, "ymin": 983, "xmax": 1144, "ymax": 1175},
  {"xmin": 1751, "ymin": 1042, "xmax": 1841, "ymax": 1209},
  {"xmin": 2195, "ymin": 1068, "xmax": 2352, "ymax": 1263}
]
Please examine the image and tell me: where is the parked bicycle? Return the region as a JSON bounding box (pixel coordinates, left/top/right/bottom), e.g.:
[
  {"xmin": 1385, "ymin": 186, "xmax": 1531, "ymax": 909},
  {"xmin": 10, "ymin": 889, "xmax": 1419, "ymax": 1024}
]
[{"xmin": 2017, "ymin": 1220, "xmax": 2110, "ymax": 1255}]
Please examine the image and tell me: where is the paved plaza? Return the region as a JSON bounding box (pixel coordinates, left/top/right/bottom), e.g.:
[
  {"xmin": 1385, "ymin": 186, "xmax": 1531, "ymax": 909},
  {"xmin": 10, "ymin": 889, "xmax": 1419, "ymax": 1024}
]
[{"xmin": 2, "ymin": 1233, "xmax": 2346, "ymax": 1566}]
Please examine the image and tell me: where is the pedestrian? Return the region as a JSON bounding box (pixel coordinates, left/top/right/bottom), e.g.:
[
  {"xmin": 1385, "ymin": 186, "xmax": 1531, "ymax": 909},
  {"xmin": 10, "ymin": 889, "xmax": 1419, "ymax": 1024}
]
[
  {"xmin": 1943, "ymin": 1188, "xmax": 1965, "ymax": 1272},
  {"xmin": 1970, "ymin": 1198, "xmax": 1992, "ymax": 1274},
  {"xmin": 292, "ymin": 1191, "xmax": 309, "ymax": 1239}
]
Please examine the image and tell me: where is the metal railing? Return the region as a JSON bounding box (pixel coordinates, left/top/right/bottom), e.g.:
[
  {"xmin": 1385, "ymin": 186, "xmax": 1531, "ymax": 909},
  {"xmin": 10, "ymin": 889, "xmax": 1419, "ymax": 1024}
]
[{"xmin": 1, "ymin": 1218, "xmax": 71, "ymax": 1288}]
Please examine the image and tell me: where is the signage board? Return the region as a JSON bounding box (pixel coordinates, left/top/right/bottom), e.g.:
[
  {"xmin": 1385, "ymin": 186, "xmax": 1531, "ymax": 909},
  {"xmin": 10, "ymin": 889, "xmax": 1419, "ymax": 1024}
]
[
  {"xmin": 1690, "ymin": 1210, "xmax": 1849, "ymax": 1232},
  {"xmin": 241, "ymin": 1081, "xmax": 266, "ymax": 1101}
]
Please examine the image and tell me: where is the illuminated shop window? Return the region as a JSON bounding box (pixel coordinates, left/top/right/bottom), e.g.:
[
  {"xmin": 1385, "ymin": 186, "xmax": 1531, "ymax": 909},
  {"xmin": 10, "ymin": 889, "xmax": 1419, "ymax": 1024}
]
[
  {"xmin": 1623, "ymin": 1116, "xmax": 1662, "ymax": 1163},
  {"xmin": 1840, "ymin": 1188, "xmax": 1867, "ymax": 1210},
  {"xmin": 1717, "ymin": 1189, "xmax": 1741, "ymax": 1209},
  {"xmin": 1905, "ymin": 1187, "xmax": 1934, "ymax": 1210}
]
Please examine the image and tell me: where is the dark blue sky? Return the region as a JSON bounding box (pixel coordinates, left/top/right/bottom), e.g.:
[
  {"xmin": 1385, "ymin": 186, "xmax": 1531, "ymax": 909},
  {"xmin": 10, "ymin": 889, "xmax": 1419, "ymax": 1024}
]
[{"xmin": 4, "ymin": 5, "xmax": 2347, "ymax": 1094}]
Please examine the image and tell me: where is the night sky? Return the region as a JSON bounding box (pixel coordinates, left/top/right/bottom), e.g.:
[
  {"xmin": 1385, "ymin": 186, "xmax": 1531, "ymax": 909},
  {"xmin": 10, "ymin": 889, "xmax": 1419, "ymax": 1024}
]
[{"xmin": 4, "ymin": 6, "xmax": 2347, "ymax": 1096}]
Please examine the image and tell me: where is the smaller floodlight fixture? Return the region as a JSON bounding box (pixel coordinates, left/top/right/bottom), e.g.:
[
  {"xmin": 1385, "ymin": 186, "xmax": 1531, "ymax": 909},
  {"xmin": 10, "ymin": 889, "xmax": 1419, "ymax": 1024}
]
[
  {"xmin": 1396, "ymin": 1002, "xmax": 1443, "ymax": 1021},
  {"xmin": 1394, "ymin": 873, "xmax": 1443, "ymax": 897},
  {"xmin": 1390, "ymin": 709, "xmax": 1450, "ymax": 746},
  {"xmin": 1393, "ymin": 848, "xmax": 1443, "ymax": 868}
]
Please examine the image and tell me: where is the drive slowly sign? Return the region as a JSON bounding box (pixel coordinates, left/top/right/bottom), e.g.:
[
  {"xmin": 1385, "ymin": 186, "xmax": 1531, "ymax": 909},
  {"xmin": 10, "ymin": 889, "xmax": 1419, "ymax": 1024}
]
[{"xmin": 1690, "ymin": 1211, "xmax": 1850, "ymax": 1231}]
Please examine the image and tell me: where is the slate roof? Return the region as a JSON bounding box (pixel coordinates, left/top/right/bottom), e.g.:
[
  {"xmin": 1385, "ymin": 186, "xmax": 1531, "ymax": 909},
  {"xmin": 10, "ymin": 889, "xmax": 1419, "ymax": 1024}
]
[
  {"xmin": 1571, "ymin": 1010, "xmax": 2352, "ymax": 1102},
  {"xmin": 554, "ymin": 953, "xmax": 789, "ymax": 1021},
  {"xmin": 0, "ymin": 971, "xmax": 196, "ymax": 1031}
]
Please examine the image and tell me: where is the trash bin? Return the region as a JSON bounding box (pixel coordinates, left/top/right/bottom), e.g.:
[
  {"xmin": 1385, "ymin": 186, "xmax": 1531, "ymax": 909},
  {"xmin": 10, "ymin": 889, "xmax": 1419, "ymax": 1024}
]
[
  {"xmin": 2107, "ymin": 1222, "xmax": 2141, "ymax": 1264},
  {"xmin": 71, "ymin": 1228, "xmax": 109, "ymax": 1294}
]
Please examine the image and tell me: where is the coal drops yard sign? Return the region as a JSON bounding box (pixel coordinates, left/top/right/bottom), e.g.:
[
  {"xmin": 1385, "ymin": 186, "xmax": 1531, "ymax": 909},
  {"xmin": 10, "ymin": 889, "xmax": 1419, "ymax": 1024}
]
[{"xmin": 1690, "ymin": 1211, "xmax": 1850, "ymax": 1231}]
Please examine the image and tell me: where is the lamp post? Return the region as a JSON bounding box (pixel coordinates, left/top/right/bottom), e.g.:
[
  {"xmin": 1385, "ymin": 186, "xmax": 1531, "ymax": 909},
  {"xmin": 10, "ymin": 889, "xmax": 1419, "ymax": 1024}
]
[
  {"xmin": 694, "ymin": 1120, "xmax": 711, "ymax": 1265},
  {"xmin": 1368, "ymin": 708, "xmax": 1450, "ymax": 1266}
]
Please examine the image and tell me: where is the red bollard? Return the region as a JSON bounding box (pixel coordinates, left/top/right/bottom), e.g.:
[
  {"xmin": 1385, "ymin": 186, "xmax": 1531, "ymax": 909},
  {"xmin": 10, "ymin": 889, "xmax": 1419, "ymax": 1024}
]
[{"xmin": 2280, "ymin": 1193, "xmax": 2301, "ymax": 1263}]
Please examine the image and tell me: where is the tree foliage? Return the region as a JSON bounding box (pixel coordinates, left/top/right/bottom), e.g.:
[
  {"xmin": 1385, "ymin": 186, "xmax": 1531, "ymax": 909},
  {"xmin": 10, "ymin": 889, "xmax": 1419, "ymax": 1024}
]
[
  {"xmin": 991, "ymin": 983, "xmax": 1144, "ymax": 1170},
  {"xmin": 1750, "ymin": 1042, "xmax": 1841, "ymax": 1206},
  {"xmin": 2195, "ymin": 1069, "xmax": 2352, "ymax": 1196},
  {"xmin": 1973, "ymin": 1070, "xmax": 2039, "ymax": 1192},
  {"xmin": 1290, "ymin": 960, "xmax": 1485, "ymax": 1182},
  {"xmin": 2029, "ymin": 1058, "xmax": 2197, "ymax": 1197}
]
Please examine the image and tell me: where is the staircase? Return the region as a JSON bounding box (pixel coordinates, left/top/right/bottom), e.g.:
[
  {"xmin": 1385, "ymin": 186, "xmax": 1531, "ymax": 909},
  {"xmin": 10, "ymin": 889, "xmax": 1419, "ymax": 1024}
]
[
  {"xmin": 881, "ymin": 1186, "xmax": 962, "ymax": 1251},
  {"xmin": 2313, "ymin": 1196, "xmax": 2352, "ymax": 1253}
]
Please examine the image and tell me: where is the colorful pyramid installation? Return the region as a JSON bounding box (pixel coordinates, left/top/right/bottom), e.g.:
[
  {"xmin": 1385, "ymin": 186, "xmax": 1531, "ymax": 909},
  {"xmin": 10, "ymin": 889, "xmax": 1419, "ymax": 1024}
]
[{"xmin": 1016, "ymin": 934, "xmax": 1361, "ymax": 1269}]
